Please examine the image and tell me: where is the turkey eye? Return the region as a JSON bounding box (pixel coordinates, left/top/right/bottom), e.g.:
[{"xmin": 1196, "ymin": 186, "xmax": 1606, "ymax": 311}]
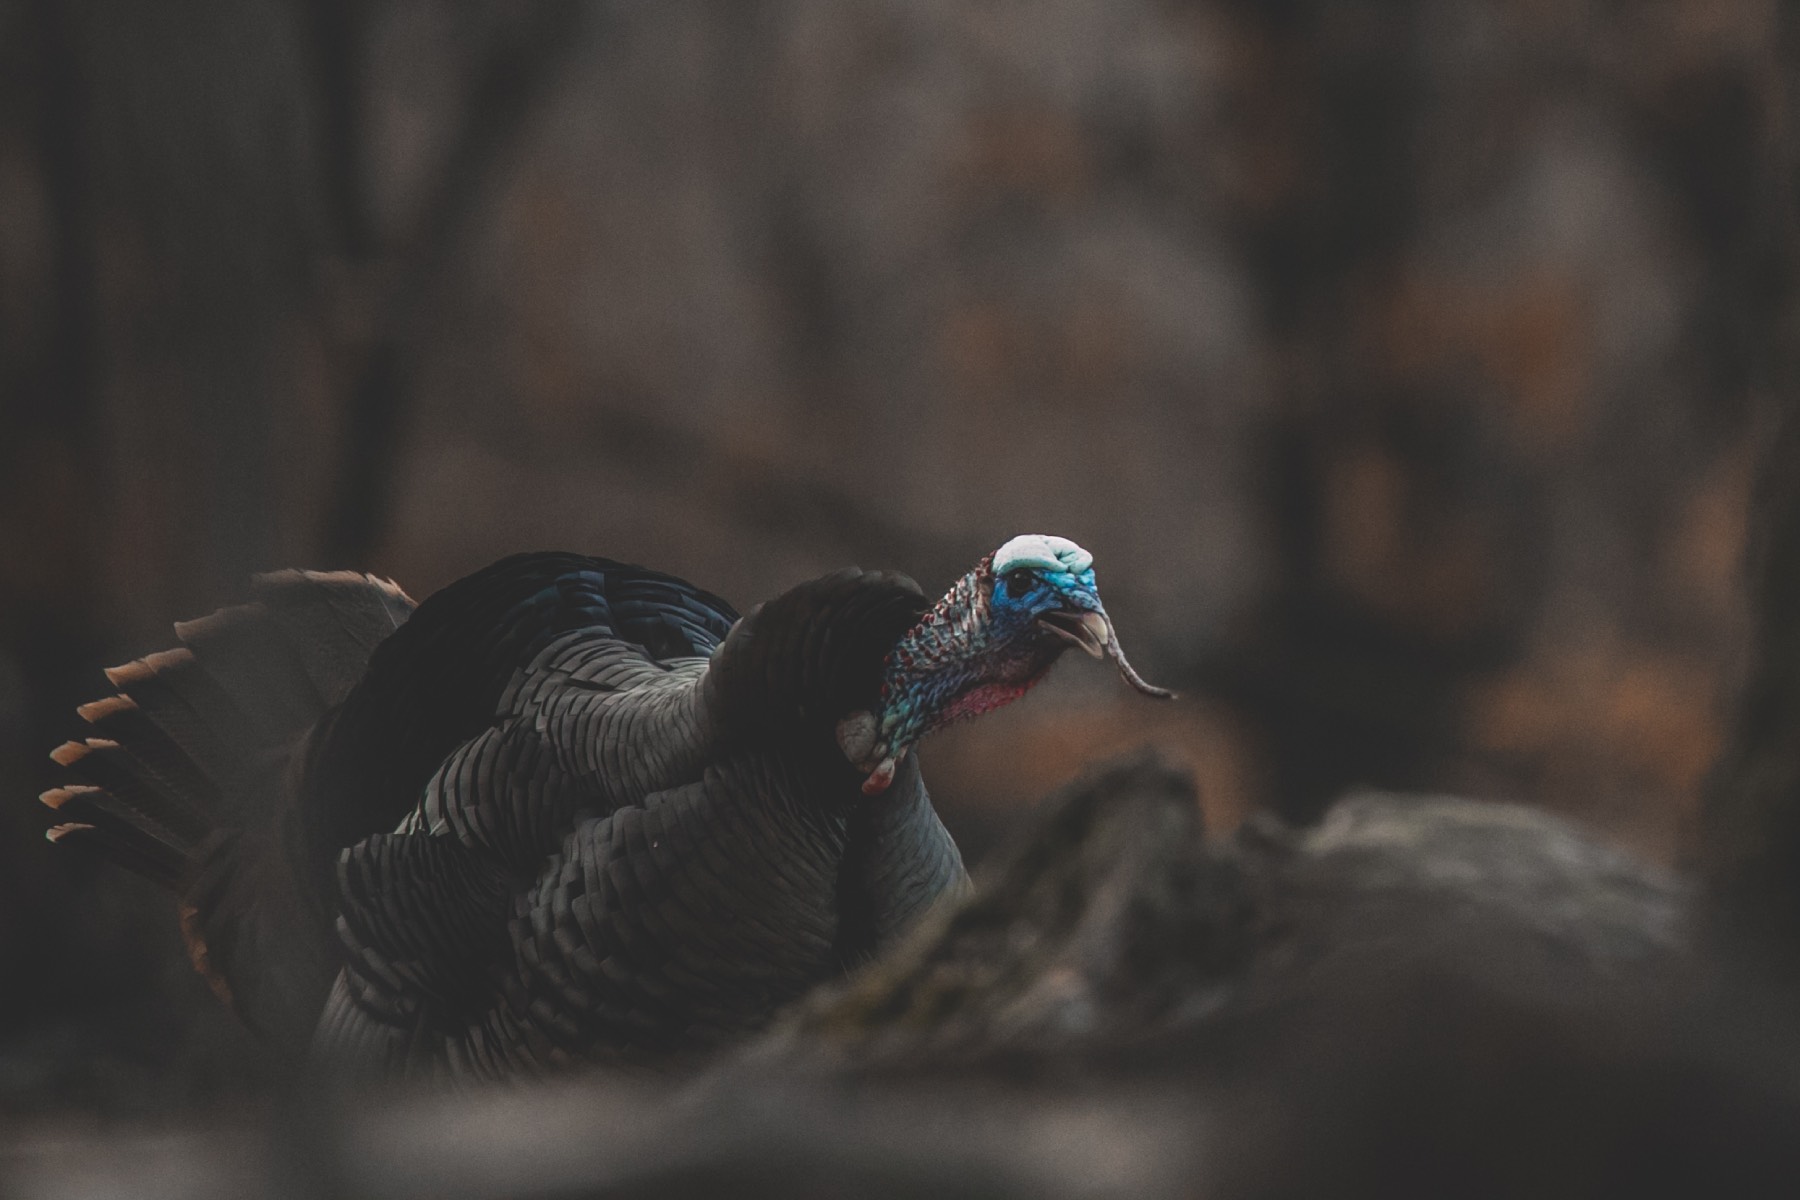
[{"xmin": 1004, "ymin": 569, "xmax": 1035, "ymax": 593}]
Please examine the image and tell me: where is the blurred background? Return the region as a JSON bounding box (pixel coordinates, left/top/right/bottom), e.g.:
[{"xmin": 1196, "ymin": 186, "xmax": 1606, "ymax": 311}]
[{"xmin": 0, "ymin": 0, "xmax": 1792, "ymax": 1120}]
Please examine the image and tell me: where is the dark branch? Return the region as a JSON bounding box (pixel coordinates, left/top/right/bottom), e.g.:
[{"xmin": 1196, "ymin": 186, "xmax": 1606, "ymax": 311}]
[{"xmin": 321, "ymin": 0, "xmax": 596, "ymax": 568}]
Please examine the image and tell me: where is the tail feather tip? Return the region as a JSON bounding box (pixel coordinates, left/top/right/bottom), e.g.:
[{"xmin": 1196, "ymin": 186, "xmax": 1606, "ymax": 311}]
[
  {"xmin": 103, "ymin": 646, "xmax": 195, "ymax": 688},
  {"xmin": 49, "ymin": 740, "xmax": 88, "ymax": 767},
  {"xmin": 77, "ymin": 695, "xmax": 137, "ymax": 723},
  {"xmin": 39, "ymin": 785, "xmax": 101, "ymax": 811}
]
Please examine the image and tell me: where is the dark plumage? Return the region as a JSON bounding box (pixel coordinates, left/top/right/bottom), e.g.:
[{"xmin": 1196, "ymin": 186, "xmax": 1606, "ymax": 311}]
[{"xmin": 37, "ymin": 539, "xmax": 1167, "ymax": 1078}]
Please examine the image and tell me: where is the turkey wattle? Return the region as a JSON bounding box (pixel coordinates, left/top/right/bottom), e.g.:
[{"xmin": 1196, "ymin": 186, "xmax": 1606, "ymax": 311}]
[{"xmin": 37, "ymin": 535, "xmax": 1170, "ymax": 1078}]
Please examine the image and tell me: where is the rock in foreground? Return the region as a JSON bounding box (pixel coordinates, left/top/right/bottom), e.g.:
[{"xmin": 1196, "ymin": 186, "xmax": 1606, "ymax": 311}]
[{"xmin": 8, "ymin": 756, "xmax": 1799, "ymax": 1199}]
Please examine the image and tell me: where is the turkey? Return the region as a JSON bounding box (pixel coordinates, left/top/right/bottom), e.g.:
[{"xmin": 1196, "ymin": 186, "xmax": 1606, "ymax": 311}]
[{"xmin": 38, "ymin": 535, "xmax": 1170, "ymax": 1078}]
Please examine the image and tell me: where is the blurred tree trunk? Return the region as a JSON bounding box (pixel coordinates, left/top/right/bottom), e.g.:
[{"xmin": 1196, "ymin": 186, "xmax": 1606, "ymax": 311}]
[
  {"xmin": 316, "ymin": 0, "xmax": 595, "ymax": 569},
  {"xmin": 1215, "ymin": 0, "xmax": 1783, "ymax": 830},
  {"xmin": 1703, "ymin": 1, "xmax": 1800, "ymax": 957},
  {"xmin": 0, "ymin": 0, "xmax": 336, "ymax": 1109},
  {"xmin": 0, "ymin": 0, "xmax": 596, "ymax": 1112}
]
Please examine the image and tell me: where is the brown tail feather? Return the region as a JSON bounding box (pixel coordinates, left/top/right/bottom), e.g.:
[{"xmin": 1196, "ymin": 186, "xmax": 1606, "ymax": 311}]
[
  {"xmin": 40, "ymin": 570, "xmax": 418, "ymax": 1053},
  {"xmin": 45, "ymin": 813, "xmax": 184, "ymax": 889},
  {"xmin": 41, "ymin": 777, "xmax": 193, "ymax": 863},
  {"xmin": 249, "ymin": 570, "xmax": 412, "ymax": 700},
  {"xmin": 75, "ymin": 693, "xmax": 223, "ymax": 819},
  {"xmin": 50, "ymin": 735, "xmax": 213, "ymax": 842},
  {"xmin": 105, "ymin": 647, "xmax": 257, "ymax": 791},
  {"xmin": 174, "ymin": 606, "xmax": 329, "ymax": 743}
]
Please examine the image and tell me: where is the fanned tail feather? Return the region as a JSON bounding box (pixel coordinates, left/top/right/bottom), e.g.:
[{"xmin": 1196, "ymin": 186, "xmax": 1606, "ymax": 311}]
[{"xmin": 40, "ymin": 569, "xmax": 415, "ymax": 1047}]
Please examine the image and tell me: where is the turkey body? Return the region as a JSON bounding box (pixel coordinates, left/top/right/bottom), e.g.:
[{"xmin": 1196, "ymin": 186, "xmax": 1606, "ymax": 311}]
[{"xmin": 44, "ymin": 553, "xmax": 967, "ymax": 1079}]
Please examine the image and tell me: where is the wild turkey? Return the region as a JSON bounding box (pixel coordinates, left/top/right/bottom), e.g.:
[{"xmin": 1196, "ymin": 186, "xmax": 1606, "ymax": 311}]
[{"xmin": 38, "ymin": 535, "xmax": 1170, "ymax": 1078}]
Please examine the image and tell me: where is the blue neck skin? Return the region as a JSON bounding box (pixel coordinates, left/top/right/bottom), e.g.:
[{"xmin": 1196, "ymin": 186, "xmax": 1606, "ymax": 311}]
[{"xmin": 841, "ymin": 555, "xmax": 1110, "ymax": 794}]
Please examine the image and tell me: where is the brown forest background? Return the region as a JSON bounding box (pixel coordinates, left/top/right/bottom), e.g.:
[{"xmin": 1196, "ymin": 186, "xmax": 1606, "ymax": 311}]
[{"xmin": 0, "ymin": 0, "xmax": 1795, "ymax": 1115}]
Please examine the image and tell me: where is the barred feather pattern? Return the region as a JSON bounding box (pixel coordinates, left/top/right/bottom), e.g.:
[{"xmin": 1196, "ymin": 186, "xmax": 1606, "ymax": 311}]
[
  {"xmin": 45, "ymin": 553, "xmax": 970, "ymax": 1075},
  {"xmin": 311, "ymin": 560, "xmax": 967, "ymax": 1076}
]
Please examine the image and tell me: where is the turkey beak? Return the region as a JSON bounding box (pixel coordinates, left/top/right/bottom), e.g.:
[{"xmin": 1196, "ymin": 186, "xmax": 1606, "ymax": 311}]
[
  {"xmin": 1038, "ymin": 607, "xmax": 1175, "ymax": 699},
  {"xmin": 1037, "ymin": 609, "xmax": 1109, "ymax": 659}
]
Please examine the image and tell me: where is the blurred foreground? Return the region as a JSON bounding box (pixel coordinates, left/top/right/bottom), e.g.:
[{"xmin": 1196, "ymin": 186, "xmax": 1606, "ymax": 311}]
[{"xmin": 8, "ymin": 757, "xmax": 1799, "ymax": 1198}]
